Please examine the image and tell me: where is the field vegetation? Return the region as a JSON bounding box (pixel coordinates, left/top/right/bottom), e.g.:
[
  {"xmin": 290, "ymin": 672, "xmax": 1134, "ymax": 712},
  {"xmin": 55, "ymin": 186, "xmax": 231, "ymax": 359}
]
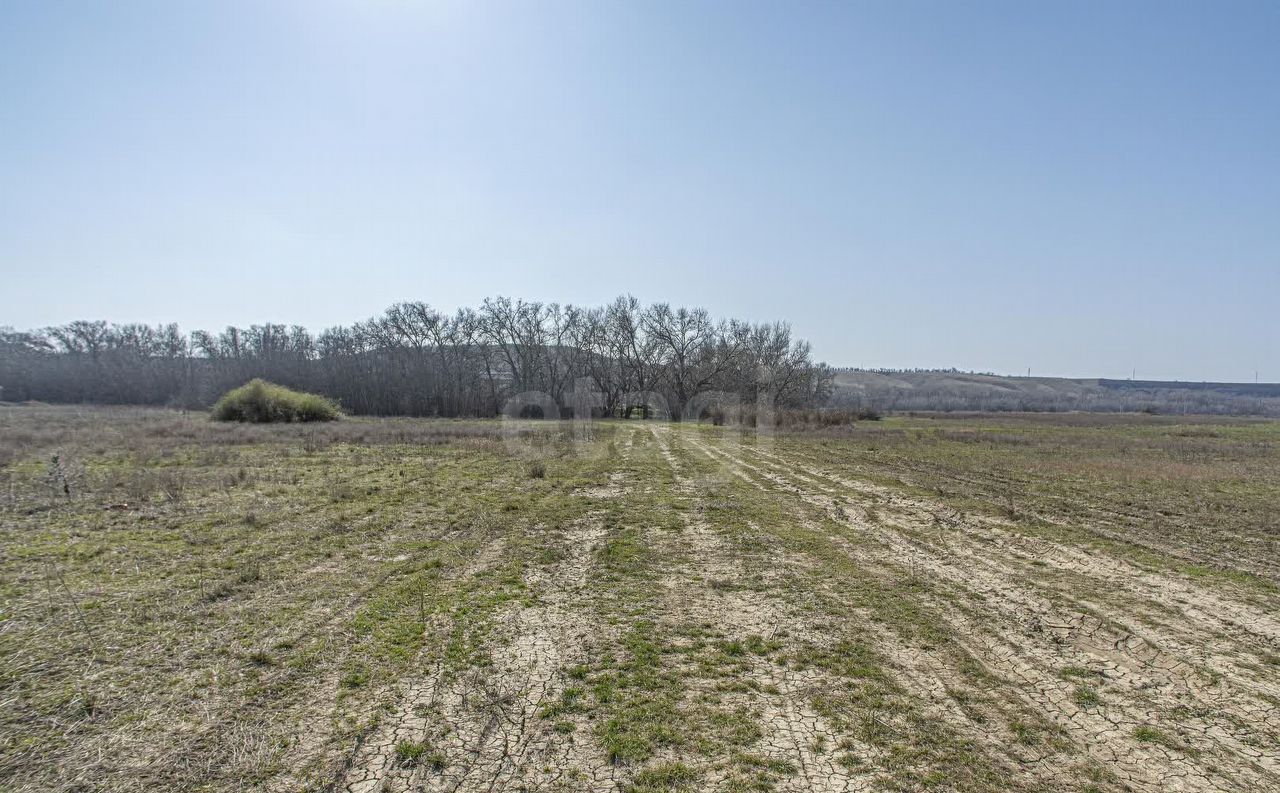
[{"xmin": 0, "ymin": 405, "xmax": 1276, "ymax": 792}]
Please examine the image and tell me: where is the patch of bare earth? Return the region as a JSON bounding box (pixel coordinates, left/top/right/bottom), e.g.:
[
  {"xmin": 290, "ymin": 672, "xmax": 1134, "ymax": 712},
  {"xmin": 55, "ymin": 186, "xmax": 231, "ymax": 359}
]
[
  {"xmin": 650, "ymin": 426, "xmax": 876, "ymax": 791},
  {"xmin": 334, "ymin": 515, "xmax": 618, "ymax": 792},
  {"xmin": 680, "ymin": 433, "xmax": 1060, "ymax": 787},
  {"xmin": 688, "ymin": 432, "xmax": 1279, "ymax": 792}
]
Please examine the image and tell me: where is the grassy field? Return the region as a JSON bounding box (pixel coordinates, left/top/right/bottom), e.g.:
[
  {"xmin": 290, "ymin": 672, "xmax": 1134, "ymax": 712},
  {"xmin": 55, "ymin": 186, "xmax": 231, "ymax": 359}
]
[{"xmin": 1, "ymin": 406, "xmax": 1277, "ymax": 792}]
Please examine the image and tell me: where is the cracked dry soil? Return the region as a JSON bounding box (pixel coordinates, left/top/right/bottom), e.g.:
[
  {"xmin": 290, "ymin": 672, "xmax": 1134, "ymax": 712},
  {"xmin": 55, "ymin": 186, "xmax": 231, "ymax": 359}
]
[{"xmin": 317, "ymin": 425, "xmax": 1278, "ymax": 793}]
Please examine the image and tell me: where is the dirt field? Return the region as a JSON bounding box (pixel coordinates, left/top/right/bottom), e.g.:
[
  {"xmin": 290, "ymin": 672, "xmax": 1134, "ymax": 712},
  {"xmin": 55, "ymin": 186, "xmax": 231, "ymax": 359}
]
[{"xmin": 1, "ymin": 407, "xmax": 1277, "ymax": 792}]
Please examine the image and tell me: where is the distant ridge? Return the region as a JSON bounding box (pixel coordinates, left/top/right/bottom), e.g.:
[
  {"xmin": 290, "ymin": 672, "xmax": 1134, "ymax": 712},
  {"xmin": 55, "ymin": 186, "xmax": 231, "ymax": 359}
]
[
  {"xmin": 830, "ymin": 370, "xmax": 1280, "ymax": 416},
  {"xmin": 1097, "ymin": 379, "xmax": 1280, "ymax": 398}
]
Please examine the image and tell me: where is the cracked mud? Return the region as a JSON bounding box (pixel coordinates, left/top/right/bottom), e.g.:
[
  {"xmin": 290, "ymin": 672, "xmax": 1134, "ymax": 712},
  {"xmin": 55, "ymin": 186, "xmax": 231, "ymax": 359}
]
[
  {"xmin": 5, "ymin": 413, "xmax": 1275, "ymax": 793},
  {"xmin": 320, "ymin": 425, "xmax": 1278, "ymax": 792}
]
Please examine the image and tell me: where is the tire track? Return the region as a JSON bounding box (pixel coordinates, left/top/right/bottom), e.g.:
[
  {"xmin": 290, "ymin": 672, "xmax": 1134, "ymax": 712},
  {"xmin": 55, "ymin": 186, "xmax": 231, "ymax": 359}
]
[
  {"xmin": 684, "ymin": 430, "xmax": 1280, "ymax": 792},
  {"xmin": 649, "ymin": 427, "xmax": 874, "ymax": 792},
  {"xmin": 337, "ymin": 514, "xmax": 617, "ymax": 793}
]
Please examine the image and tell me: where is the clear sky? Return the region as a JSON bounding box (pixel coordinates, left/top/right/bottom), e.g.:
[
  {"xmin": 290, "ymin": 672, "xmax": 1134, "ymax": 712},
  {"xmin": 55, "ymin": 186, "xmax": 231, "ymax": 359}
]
[{"xmin": 2, "ymin": 1, "xmax": 1277, "ymax": 381}]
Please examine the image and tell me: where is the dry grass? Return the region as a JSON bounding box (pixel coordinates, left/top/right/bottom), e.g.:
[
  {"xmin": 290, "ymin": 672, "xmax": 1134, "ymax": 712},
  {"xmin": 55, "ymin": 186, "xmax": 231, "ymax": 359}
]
[
  {"xmin": 1, "ymin": 405, "xmax": 1276, "ymax": 792},
  {"xmin": 779, "ymin": 412, "xmax": 1280, "ymax": 581}
]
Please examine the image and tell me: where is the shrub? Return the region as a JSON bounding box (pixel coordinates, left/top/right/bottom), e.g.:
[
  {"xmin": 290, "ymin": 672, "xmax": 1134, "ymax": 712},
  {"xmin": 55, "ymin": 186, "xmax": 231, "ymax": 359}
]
[
  {"xmin": 211, "ymin": 379, "xmax": 341, "ymax": 423},
  {"xmin": 395, "ymin": 740, "xmax": 445, "ymax": 770}
]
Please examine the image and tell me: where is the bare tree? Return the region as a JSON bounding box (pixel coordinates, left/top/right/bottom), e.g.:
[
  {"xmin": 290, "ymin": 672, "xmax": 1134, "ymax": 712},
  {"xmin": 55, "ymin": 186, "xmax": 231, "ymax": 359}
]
[
  {"xmin": 2, "ymin": 296, "xmax": 836, "ymax": 417},
  {"xmin": 644, "ymin": 304, "xmax": 746, "ymax": 418}
]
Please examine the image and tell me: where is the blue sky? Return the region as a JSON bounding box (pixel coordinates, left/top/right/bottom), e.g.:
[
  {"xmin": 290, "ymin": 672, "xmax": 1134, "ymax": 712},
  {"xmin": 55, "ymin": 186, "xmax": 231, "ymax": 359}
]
[{"xmin": 2, "ymin": 1, "xmax": 1277, "ymax": 380}]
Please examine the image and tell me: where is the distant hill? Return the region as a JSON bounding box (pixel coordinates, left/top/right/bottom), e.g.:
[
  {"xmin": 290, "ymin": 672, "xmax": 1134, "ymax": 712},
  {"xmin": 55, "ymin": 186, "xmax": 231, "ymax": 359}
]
[{"xmin": 829, "ymin": 370, "xmax": 1280, "ymax": 416}]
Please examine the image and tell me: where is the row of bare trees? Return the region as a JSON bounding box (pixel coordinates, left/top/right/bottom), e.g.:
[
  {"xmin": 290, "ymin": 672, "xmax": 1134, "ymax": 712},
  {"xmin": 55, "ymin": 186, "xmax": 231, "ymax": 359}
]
[{"xmin": 0, "ymin": 296, "xmax": 834, "ymax": 417}]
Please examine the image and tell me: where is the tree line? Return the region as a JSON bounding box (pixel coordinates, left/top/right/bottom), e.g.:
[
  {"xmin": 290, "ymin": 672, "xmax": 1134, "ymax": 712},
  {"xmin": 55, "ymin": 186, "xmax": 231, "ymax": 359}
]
[{"xmin": 0, "ymin": 296, "xmax": 834, "ymax": 418}]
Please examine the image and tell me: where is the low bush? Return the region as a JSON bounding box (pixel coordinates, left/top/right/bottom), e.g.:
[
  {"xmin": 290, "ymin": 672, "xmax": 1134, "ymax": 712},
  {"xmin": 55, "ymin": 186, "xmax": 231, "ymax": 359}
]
[{"xmin": 211, "ymin": 379, "xmax": 341, "ymax": 423}]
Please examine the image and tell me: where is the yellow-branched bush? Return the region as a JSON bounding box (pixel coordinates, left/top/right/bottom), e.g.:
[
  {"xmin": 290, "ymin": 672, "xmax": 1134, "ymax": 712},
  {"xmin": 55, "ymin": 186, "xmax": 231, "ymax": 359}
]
[{"xmin": 211, "ymin": 379, "xmax": 341, "ymax": 423}]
